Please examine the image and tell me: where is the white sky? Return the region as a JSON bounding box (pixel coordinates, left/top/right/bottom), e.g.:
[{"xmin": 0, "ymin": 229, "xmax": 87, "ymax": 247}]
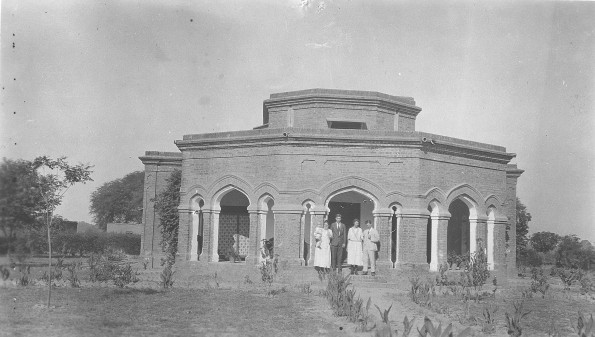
[{"xmin": 1, "ymin": 0, "xmax": 594, "ymax": 242}]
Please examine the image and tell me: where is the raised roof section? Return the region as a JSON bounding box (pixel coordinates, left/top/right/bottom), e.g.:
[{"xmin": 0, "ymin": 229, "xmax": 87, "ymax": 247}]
[{"xmin": 262, "ymin": 89, "xmax": 422, "ymax": 132}]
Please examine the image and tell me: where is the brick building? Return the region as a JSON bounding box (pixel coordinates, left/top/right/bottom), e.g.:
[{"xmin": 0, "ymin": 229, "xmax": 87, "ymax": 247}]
[{"xmin": 140, "ymin": 89, "xmax": 522, "ymax": 278}]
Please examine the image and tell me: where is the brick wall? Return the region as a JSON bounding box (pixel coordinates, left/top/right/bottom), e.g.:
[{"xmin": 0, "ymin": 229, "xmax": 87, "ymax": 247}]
[{"xmin": 139, "ymin": 152, "xmax": 182, "ymax": 267}]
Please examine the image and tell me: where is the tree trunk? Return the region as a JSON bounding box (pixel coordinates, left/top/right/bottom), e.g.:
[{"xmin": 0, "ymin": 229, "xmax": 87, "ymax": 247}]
[{"xmin": 47, "ymin": 211, "xmax": 52, "ymax": 308}]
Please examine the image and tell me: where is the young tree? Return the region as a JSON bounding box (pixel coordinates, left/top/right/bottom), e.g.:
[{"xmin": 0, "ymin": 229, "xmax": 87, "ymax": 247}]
[
  {"xmin": 0, "ymin": 158, "xmax": 43, "ymax": 251},
  {"xmin": 89, "ymin": 171, "xmax": 144, "ymax": 231},
  {"xmin": 530, "ymin": 231, "xmax": 561, "ymax": 253},
  {"xmin": 153, "ymin": 169, "xmax": 181, "ymax": 267},
  {"xmin": 516, "ymin": 198, "xmax": 532, "ymax": 259},
  {"xmin": 32, "ymin": 156, "xmax": 92, "ymax": 308}
]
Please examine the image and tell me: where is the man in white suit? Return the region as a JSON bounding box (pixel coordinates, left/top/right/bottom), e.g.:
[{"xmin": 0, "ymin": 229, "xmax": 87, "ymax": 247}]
[{"xmin": 362, "ymin": 220, "xmax": 380, "ymax": 276}]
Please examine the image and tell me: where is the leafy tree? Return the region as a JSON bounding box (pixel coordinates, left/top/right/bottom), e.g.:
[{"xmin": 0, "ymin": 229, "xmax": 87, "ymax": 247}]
[
  {"xmin": 516, "ymin": 198, "xmax": 531, "ymax": 259},
  {"xmin": 89, "ymin": 171, "xmax": 144, "ymax": 231},
  {"xmin": 153, "ymin": 169, "xmax": 181, "ymax": 267},
  {"xmin": 556, "ymin": 234, "xmax": 595, "ymax": 270},
  {"xmin": 530, "ymin": 231, "xmax": 561, "ymax": 253},
  {"xmin": 32, "ymin": 156, "xmax": 92, "ymax": 308},
  {"xmin": 0, "ymin": 159, "xmax": 44, "ymax": 250}
]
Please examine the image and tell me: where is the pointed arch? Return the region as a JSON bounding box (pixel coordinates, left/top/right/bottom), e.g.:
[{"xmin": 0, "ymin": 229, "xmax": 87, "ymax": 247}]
[
  {"xmin": 207, "ymin": 174, "xmax": 253, "ymax": 205},
  {"xmin": 445, "ymin": 184, "xmax": 484, "ymax": 218},
  {"xmin": 484, "ymin": 194, "xmax": 503, "ymax": 209},
  {"xmin": 180, "ymin": 184, "xmax": 208, "ymax": 207},
  {"xmin": 319, "ymin": 176, "xmax": 386, "ymax": 208},
  {"xmin": 423, "ymin": 187, "xmax": 447, "ymax": 205}
]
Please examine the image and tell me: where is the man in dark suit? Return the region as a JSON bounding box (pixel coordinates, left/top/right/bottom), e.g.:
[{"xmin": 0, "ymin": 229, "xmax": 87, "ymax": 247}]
[{"xmin": 330, "ymin": 213, "xmax": 347, "ymax": 272}]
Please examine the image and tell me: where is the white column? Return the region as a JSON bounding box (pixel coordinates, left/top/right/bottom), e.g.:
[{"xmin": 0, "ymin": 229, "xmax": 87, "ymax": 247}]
[
  {"xmin": 258, "ymin": 210, "xmax": 267, "ymax": 262},
  {"xmin": 429, "ymin": 216, "xmax": 439, "ymax": 272},
  {"xmin": 394, "ymin": 215, "xmax": 401, "ymax": 266},
  {"xmin": 211, "ymin": 210, "xmax": 220, "ymax": 262},
  {"xmin": 487, "ymin": 218, "xmax": 495, "ymax": 270},
  {"xmin": 469, "ymin": 218, "xmax": 478, "ymax": 255}
]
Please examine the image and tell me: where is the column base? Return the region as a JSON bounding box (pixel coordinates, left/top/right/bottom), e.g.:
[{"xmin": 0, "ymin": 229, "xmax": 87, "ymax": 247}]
[{"xmin": 375, "ymin": 260, "xmax": 394, "ymax": 272}]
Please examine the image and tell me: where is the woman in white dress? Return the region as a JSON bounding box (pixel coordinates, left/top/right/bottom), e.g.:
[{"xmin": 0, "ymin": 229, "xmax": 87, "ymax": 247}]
[
  {"xmin": 314, "ymin": 220, "xmax": 332, "ymax": 271},
  {"xmin": 347, "ymin": 219, "xmax": 364, "ymax": 275}
]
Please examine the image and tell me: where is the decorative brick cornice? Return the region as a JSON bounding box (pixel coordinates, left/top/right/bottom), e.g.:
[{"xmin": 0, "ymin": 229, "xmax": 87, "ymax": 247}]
[
  {"xmin": 139, "ymin": 151, "xmax": 182, "ymax": 166},
  {"xmin": 264, "ymin": 88, "xmax": 422, "ymax": 117},
  {"xmin": 175, "ymin": 129, "xmax": 515, "ymax": 164},
  {"xmin": 506, "ymin": 164, "xmax": 524, "ymax": 178}
]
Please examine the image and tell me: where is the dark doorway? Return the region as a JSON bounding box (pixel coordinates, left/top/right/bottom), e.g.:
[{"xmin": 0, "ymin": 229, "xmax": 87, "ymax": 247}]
[
  {"xmin": 218, "ymin": 189, "xmax": 250, "ymax": 262},
  {"xmin": 328, "ymin": 201, "xmax": 360, "ymax": 231},
  {"xmin": 328, "ymin": 201, "xmax": 361, "ymax": 264},
  {"xmin": 447, "ymin": 199, "xmax": 470, "ymax": 256}
]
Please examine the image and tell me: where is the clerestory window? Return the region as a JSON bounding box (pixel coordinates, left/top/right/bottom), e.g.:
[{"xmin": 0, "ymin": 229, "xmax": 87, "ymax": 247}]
[{"xmin": 326, "ymin": 119, "xmax": 367, "ymax": 130}]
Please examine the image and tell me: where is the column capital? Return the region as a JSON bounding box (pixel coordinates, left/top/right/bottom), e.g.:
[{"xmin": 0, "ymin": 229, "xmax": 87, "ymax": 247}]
[
  {"xmin": 494, "ymin": 216, "xmax": 509, "ymax": 224},
  {"xmin": 177, "ymin": 206, "xmax": 194, "ymax": 214},
  {"xmin": 400, "ymin": 208, "xmax": 430, "ymax": 218},
  {"xmin": 431, "ymin": 215, "xmax": 451, "ymax": 221},
  {"xmin": 470, "ymin": 215, "xmax": 488, "ymax": 223}
]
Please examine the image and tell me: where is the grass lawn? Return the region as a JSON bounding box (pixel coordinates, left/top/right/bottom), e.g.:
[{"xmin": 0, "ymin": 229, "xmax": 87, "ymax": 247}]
[{"xmin": 1, "ymin": 286, "xmax": 347, "ymax": 337}]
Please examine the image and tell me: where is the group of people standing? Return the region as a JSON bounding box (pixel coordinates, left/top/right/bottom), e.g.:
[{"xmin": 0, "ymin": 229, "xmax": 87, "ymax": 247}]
[{"xmin": 313, "ymin": 214, "xmax": 380, "ymax": 276}]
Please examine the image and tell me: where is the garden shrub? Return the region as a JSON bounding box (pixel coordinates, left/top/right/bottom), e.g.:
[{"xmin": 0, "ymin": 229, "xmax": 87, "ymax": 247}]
[
  {"xmin": 417, "ymin": 316, "xmax": 472, "ymax": 337},
  {"xmin": 505, "ymin": 300, "xmax": 531, "ymax": 337},
  {"xmin": 26, "ymin": 232, "xmax": 141, "ymax": 256},
  {"xmin": 462, "ymin": 243, "xmax": 490, "ymax": 291},
  {"xmin": 88, "ymin": 252, "xmax": 139, "ymax": 287},
  {"xmin": 530, "ymin": 267, "xmax": 550, "ymax": 298},
  {"xmin": 559, "ymin": 268, "xmax": 584, "ymax": 290},
  {"xmin": 409, "ymin": 275, "xmax": 435, "ymax": 307},
  {"xmin": 323, "ymin": 271, "xmax": 364, "ymax": 322}
]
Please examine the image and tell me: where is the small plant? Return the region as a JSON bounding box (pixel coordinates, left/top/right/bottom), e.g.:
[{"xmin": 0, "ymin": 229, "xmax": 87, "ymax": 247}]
[
  {"xmin": 297, "ymin": 282, "xmax": 312, "ymax": 295},
  {"xmin": 243, "ymin": 275, "xmax": 253, "ymax": 285},
  {"xmin": 142, "ymin": 260, "xmax": 149, "ymax": 270},
  {"xmin": 574, "ymin": 312, "xmax": 594, "ymax": 337},
  {"xmin": 559, "ymin": 268, "xmax": 584, "ymax": 290},
  {"xmin": 17, "ymin": 265, "xmax": 31, "ymax": 286},
  {"xmin": 260, "ymin": 238, "xmax": 274, "ymax": 259},
  {"xmin": 462, "ymin": 242, "xmax": 490, "ymax": 296},
  {"xmin": 260, "ymin": 254, "xmax": 279, "ymax": 290},
  {"xmin": 113, "ymin": 263, "xmax": 139, "ymax": 288},
  {"xmin": 530, "ymin": 267, "xmax": 550, "ymax": 298},
  {"xmin": 356, "ymin": 297, "xmax": 374, "ymax": 333},
  {"xmin": 373, "ymin": 304, "xmax": 398, "ymax": 336},
  {"xmin": 447, "ymin": 251, "xmax": 469, "ymax": 269},
  {"xmin": 160, "ymin": 265, "xmax": 175, "ymax": 289},
  {"xmin": 65, "ymin": 261, "xmax": 82, "ymax": 288},
  {"xmin": 520, "ymin": 287, "xmax": 533, "ymax": 299},
  {"xmin": 579, "ymin": 276, "xmax": 594, "ymax": 295},
  {"xmin": 0, "ymin": 266, "xmax": 10, "ymax": 281},
  {"xmin": 505, "ymin": 300, "xmax": 531, "ymax": 336},
  {"xmin": 436, "ymin": 263, "xmax": 450, "ymax": 286},
  {"xmin": 402, "ymin": 316, "xmax": 415, "ymax": 337},
  {"xmin": 417, "ymin": 316, "xmax": 472, "ymax": 337},
  {"xmin": 266, "ymin": 286, "xmax": 287, "ymax": 298},
  {"xmin": 481, "ymin": 302, "xmax": 499, "ymax": 333},
  {"xmin": 409, "ymin": 275, "xmax": 434, "ymax": 307}
]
